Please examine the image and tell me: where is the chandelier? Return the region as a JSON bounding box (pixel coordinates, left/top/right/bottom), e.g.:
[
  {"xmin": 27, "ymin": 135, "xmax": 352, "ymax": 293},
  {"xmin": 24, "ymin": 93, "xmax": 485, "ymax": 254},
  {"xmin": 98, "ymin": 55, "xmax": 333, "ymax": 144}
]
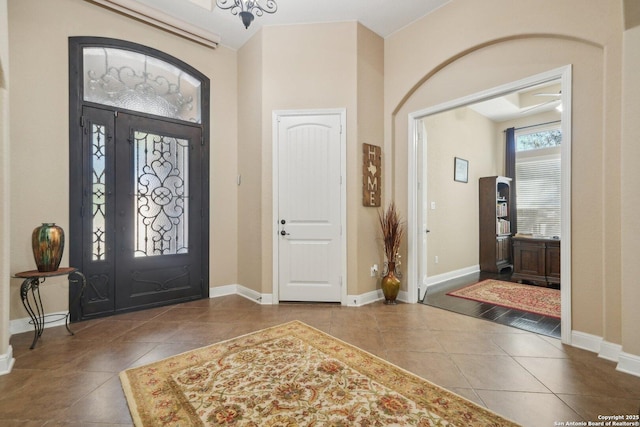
[{"xmin": 216, "ymin": 0, "xmax": 278, "ymax": 29}]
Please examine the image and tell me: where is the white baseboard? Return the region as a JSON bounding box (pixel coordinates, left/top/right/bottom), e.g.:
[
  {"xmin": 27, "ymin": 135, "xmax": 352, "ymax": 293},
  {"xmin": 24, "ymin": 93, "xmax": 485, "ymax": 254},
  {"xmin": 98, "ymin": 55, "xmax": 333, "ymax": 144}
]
[
  {"xmin": 0, "ymin": 345, "xmax": 14, "ymax": 376},
  {"xmin": 348, "ymin": 289, "xmax": 383, "ymax": 307},
  {"xmin": 212, "ymin": 285, "xmax": 384, "ymax": 307},
  {"xmin": 210, "ymin": 285, "xmax": 272, "ymax": 305},
  {"xmin": 397, "ymin": 289, "xmax": 410, "ymax": 304},
  {"xmin": 571, "ymin": 330, "xmax": 640, "ymax": 378},
  {"xmin": 416, "ymin": 265, "xmax": 479, "ymax": 302},
  {"xmin": 347, "ymin": 288, "xmax": 414, "ymax": 306},
  {"xmin": 10, "ymin": 311, "xmax": 69, "ymax": 336},
  {"xmin": 599, "ymin": 340, "xmax": 623, "ymax": 362},
  {"xmin": 237, "ymin": 285, "xmax": 273, "ymax": 305},
  {"xmin": 571, "ymin": 330, "xmax": 603, "ymax": 353},
  {"xmin": 617, "ymin": 352, "xmax": 640, "ymax": 377},
  {"xmin": 424, "ymin": 265, "xmax": 480, "ymax": 288},
  {"xmin": 209, "ymin": 284, "xmax": 238, "ymax": 298}
]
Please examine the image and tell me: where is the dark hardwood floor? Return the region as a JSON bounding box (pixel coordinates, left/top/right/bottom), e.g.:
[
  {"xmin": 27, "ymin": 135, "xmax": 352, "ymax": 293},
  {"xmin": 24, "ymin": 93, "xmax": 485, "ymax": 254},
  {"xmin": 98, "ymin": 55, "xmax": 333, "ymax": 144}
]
[{"xmin": 420, "ymin": 271, "xmax": 561, "ymax": 338}]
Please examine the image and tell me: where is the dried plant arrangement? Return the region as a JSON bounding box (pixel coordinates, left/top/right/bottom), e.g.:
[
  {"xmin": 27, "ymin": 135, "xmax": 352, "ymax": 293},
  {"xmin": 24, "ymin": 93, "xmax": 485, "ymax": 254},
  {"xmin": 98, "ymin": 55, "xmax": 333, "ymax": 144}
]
[{"xmin": 378, "ymin": 202, "xmax": 404, "ymax": 264}]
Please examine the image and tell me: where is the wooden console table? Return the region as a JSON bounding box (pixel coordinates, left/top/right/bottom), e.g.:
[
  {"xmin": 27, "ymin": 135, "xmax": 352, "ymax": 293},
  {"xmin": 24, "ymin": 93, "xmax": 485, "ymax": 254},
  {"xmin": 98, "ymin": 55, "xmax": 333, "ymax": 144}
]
[
  {"xmin": 511, "ymin": 236, "xmax": 560, "ymax": 287},
  {"xmin": 14, "ymin": 267, "xmax": 86, "ymax": 349}
]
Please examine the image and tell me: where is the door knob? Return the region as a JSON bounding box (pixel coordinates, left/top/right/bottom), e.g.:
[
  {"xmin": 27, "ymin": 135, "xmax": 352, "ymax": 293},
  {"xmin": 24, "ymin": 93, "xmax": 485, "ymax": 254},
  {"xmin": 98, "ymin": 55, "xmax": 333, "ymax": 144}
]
[{"xmin": 280, "ymin": 230, "xmax": 290, "ymax": 236}]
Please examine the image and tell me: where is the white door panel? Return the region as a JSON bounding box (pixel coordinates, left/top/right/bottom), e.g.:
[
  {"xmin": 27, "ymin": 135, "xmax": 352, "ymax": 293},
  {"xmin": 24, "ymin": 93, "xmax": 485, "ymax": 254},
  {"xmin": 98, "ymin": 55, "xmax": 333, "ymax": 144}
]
[
  {"xmin": 280, "ymin": 239, "xmax": 338, "ymax": 301},
  {"xmin": 277, "ymin": 113, "xmax": 343, "ymax": 302}
]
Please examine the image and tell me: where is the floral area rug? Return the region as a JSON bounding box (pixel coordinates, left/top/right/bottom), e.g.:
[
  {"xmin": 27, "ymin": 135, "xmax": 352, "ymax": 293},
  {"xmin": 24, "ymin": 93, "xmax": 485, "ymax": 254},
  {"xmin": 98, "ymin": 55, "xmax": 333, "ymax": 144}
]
[
  {"xmin": 120, "ymin": 320, "xmax": 519, "ymax": 426},
  {"xmin": 447, "ymin": 279, "xmax": 560, "ymax": 318}
]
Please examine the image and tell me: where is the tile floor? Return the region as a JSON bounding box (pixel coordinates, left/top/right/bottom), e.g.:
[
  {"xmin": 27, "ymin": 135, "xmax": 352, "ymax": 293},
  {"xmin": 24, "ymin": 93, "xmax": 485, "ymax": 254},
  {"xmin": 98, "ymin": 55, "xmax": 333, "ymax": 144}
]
[{"xmin": 1, "ymin": 295, "xmax": 639, "ymax": 426}]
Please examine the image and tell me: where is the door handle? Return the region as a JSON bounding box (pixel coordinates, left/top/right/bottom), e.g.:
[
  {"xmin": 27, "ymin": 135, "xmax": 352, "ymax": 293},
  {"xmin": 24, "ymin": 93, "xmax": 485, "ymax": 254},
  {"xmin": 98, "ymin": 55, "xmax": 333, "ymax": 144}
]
[{"xmin": 280, "ymin": 230, "xmax": 290, "ymax": 236}]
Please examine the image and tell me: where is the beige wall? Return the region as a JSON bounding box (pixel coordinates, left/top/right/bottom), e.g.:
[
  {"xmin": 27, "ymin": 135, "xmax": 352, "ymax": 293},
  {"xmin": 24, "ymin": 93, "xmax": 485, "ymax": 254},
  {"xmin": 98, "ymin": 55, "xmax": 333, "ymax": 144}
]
[
  {"xmin": 355, "ymin": 25, "xmax": 385, "ymax": 295},
  {"xmin": 237, "ymin": 32, "xmax": 263, "ymax": 292},
  {"xmin": 423, "ymin": 108, "xmax": 500, "ymax": 275},
  {"xmin": 0, "ymin": 0, "xmax": 11, "ymax": 360},
  {"xmin": 624, "ymin": 0, "xmax": 640, "ymax": 29},
  {"xmin": 261, "ymin": 23, "xmax": 358, "ymax": 295},
  {"xmin": 386, "ymin": 0, "xmax": 628, "ymax": 348},
  {"xmin": 621, "ymin": 25, "xmax": 640, "ymax": 356},
  {"xmin": 7, "ymin": 0, "xmax": 238, "ymax": 319},
  {"xmin": 237, "ymin": 22, "xmax": 385, "ymax": 298}
]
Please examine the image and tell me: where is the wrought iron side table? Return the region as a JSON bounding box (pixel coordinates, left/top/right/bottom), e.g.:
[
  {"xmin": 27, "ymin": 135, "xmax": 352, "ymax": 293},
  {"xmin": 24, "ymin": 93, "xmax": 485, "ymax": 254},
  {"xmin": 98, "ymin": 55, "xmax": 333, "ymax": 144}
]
[{"xmin": 14, "ymin": 267, "xmax": 86, "ymax": 349}]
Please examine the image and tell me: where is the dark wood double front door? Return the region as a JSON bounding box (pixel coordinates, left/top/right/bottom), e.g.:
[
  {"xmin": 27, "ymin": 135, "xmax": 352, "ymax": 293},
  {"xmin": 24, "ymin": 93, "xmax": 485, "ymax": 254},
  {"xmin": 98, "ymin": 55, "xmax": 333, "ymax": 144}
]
[{"xmin": 70, "ymin": 106, "xmax": 208, "ymax": 320}]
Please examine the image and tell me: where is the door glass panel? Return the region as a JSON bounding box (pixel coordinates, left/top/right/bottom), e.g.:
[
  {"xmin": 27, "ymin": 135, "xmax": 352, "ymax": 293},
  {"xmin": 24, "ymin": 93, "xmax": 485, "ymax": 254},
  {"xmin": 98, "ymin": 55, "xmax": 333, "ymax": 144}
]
[
  {"xmin": 134, "ymin": 131, "xmax": 189, "ymax": 257},
  {"xmin": 83, "ymin": 47, "xmax": 202, "ymax": 123},
  {"xmin": 92, "ymin": 124, "xmax": 107, "ymax": 261}
]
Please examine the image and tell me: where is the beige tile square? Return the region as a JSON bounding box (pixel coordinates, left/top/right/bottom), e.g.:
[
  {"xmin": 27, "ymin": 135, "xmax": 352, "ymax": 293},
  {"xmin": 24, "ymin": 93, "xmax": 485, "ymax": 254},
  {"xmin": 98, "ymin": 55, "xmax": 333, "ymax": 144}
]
[
  {"xmin": 490, "ymin": 332, "xmax": 568, "ymax": 358},
  {"xmin": 451, "ymin": 354, "xmax": 548, "ymax": 392},
  {"xmin": 516, "ymin": 356, "xmax": 640, "ymax": 398},
  {"xmin": 558, "ymin": 393, "xmax": 640, "ymax": 421},
  {"xmin": 433, "ymin": 331, "xmax": 508, "ymax": 355},
  {"xmin": 386, "ymin": 351, "xmax": 473, "ymax": 389},
  {"xmin": 477, "ymin": 390, "xmax": 582, "ymax": 427},
  {"xmin": 382, "ymin": 328, "xmax": 446, "ymax": 352}
]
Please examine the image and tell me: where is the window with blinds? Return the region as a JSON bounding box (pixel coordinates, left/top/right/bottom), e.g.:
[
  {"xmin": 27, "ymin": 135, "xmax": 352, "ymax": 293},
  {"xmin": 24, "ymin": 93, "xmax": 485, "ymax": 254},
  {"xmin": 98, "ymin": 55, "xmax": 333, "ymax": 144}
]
[{"xmin": 515, "ymin": 126, "xmax": 562, "ymax": 238}]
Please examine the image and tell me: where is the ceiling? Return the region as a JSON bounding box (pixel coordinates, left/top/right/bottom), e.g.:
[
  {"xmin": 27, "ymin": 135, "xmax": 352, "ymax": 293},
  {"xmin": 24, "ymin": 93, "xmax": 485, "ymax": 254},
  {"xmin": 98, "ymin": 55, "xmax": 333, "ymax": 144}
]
[
  {"xmin": 94, "ymin": 0, "xmax": 561, "ymax": 122},
  {"xmin": 469, "ymin": 82, "xmax": 562, "ymax": 122},
  {"xmin": 117, "ymin": 0, "xmax": 451, "ymax": 50}
]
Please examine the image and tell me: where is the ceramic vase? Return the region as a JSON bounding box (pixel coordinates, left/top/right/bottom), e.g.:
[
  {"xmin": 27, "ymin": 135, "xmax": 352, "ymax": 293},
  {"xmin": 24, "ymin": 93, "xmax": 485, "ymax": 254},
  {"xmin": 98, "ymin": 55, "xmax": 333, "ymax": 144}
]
[
  {"xmin": 32, "ymin": 223, "xmax": 65, "ymax": 272},
  {"xmin": 381, "ymin": 261, "xmax": 400, "ymax": 305}
]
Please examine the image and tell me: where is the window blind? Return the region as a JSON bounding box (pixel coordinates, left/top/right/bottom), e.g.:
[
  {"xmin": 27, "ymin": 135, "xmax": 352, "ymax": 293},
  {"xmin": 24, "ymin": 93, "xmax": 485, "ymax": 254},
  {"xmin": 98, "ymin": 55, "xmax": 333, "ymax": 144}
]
[{"xmin": 515, "ymin": 157, "xmax": 561, "ymax": 238}]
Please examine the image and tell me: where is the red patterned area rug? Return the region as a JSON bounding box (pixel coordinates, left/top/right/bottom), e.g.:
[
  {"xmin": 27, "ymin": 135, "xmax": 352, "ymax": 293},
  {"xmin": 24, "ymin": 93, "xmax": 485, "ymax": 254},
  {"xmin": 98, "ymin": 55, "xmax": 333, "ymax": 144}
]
[
  {"xmin": 120, "ymin": 320, "xmax": 518, "ymax": 426},
  {"xmin": 447, "ymin": 279, "xmax": 561, "ymax": 319}
]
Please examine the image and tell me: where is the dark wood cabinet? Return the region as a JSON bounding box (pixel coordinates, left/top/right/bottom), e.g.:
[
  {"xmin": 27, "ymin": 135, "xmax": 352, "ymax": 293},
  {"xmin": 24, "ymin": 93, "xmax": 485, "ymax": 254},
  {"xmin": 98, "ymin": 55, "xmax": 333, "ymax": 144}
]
[
  {"xmin": 512, "ymin": 238, "xmax": 545, "ymax": 281},
  {"xmin": 479, "ymin": 176, "xmax": 513, "ymax": 273},
  {"xmin": 512, "ymin": 236, "xmax": 561, "ymax": 286},
  {"xmin": 545, "ymin": 239, "xmax": 561, "ymax": 285},
  {"xmin": 496, "ymin": 235, "xmax": 512, "ymax": 268}
]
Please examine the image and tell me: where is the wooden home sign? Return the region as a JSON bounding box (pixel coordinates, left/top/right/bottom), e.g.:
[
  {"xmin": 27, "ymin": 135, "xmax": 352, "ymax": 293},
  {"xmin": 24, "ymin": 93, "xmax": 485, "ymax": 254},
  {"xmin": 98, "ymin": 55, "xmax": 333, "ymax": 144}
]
[{"xmin": 363, "ymin": 143, "xmax": 381, "ymax": 207}]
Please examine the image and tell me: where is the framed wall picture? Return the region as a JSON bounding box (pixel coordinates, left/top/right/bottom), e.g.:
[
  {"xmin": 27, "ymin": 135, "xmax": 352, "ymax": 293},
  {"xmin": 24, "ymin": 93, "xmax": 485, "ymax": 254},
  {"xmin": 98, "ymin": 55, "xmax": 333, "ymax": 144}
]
[{"xmin": 454, "ymin": 157, "xmax": 469, "ymax": 183}]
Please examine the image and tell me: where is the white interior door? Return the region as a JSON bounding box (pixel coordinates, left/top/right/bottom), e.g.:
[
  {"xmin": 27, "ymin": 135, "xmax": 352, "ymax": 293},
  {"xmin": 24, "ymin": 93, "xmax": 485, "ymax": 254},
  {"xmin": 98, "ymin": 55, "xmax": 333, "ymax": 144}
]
[{"xmin": 276, "ymin": 112, "xmax": 343, "ymax": 302}]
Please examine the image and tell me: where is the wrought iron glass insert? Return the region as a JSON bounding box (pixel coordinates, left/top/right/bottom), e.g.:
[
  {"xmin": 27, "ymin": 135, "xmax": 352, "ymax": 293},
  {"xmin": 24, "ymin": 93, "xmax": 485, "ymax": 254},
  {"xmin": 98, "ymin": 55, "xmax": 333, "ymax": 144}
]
[
  {"xmin": 134, "ymin": 131, "xmax": 189, "ymax": 257},
  {"xmin": 83, "ymin": 47, "xmax": 202, "ymax": 123},
  {"xmin": 92, "ymin": 124, "xmax": 107, "ymax": 261}
]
